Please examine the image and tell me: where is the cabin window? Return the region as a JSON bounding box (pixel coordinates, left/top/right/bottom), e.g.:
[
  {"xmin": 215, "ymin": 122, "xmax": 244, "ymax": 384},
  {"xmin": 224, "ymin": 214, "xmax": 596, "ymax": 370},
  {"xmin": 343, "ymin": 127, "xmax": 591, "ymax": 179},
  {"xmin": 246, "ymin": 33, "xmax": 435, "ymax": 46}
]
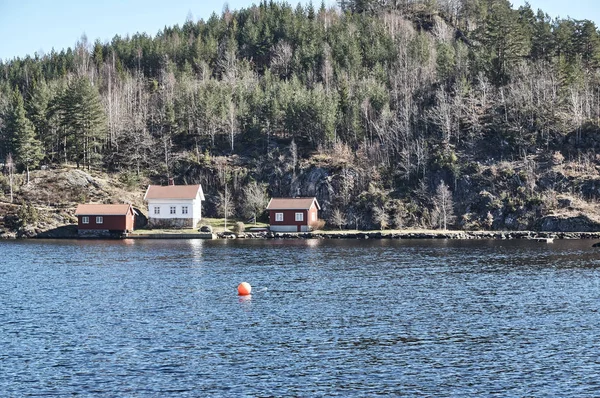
[
  {"xmin": 295, "ymin": 212, "xmax": 304, "ymax": 222},
  {"xmin": 182, "ymin": 206, "xmax": 188, "ymax": 214},
  {"xmin": 82, "ymin": 216, "xmax": 89, "ymax": 224},
  {"xmin": 96, "ymin": 216, "xmax": 103, "ymax": 224},
  {"xmin": 170, "ymin": 206, "xmax": 176, "ymax": 214},
  {"xmin": 154, "ymin": 207, "xmax": 160, "ymax": 215},
  {"xmin": 275, "ymin": 212, "xmax": 283, "ymax": 222},
  {"xmin": 312, "ymin": 212, "xmax": 317, "ymax": 221}
]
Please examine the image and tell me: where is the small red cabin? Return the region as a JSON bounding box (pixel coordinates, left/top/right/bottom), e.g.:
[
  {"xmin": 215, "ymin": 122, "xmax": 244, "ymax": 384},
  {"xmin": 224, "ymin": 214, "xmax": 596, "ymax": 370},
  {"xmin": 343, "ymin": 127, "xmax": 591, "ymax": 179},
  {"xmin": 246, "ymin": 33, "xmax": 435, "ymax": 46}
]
[
  {"xmin": 266, "ymin": 197, "xmax": 320, "ymax": 232},
  {"xmin": 75, "ymin": 204, "xmax": 135, "ymax": 236}
]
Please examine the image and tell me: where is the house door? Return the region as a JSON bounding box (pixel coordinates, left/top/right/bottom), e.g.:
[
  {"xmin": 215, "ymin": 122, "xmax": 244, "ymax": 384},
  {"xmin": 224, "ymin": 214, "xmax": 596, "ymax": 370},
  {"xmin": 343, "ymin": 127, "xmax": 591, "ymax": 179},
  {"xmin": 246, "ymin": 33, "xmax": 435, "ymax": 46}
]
[{"xmin": 297, "ymin": 225, "xmax": 302, "ymax": 232}]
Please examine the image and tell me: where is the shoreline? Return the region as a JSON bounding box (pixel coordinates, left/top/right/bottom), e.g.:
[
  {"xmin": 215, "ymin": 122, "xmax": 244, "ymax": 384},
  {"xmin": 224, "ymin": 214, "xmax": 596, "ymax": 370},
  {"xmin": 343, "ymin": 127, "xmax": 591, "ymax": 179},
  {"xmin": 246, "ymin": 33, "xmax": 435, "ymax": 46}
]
[
  {"xmin": 3, "ymin": 229, "xmax": 600, "ymax": 241},
  {"xmin": 254, "ymin": 230, "xmax": 600, "ymax": 240}
]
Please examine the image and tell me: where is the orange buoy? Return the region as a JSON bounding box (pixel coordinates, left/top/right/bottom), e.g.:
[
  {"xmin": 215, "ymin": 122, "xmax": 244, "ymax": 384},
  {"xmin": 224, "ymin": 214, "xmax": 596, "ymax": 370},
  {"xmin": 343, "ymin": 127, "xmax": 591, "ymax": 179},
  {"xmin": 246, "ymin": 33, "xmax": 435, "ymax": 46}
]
[{"xmin": 238, "ymin": 282, "xmax": 252, "ymax": 296}]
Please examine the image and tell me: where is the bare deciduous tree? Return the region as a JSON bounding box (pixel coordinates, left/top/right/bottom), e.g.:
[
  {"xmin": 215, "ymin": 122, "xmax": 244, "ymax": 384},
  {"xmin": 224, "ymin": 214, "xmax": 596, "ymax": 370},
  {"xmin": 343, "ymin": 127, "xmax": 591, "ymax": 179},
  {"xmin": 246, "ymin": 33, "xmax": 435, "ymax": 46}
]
[
  {"xmin": 271, "ymin": 41, "xmax": 293, "ymax": 78},
  {"xmin": 217, "ymin": 185, "xmax": 234, "ymax": 231},
  {"xmin": 226, "ymin": 99, "xmax": 238, "ymax": 152},
  {"xmin": 372, "ymin": 206, "xmax": 389, "ymax": 230},
  {"xmin": 7, "ymin": 153, "xmax": 14, "ymax": 203},
  {"xmin": 290, "ymin": 139, "xmax": 298, "ymax": 174},
  {"xmin": 330, "ymin": 208, "xmax": 346, "ymax": 230},
  {"xmin": 243, "ymin": 181, "xmax": 268, "ymax": 224},
  {"xmin": 432, "ymin": 180, "xmax": 455, "ymax": 230},
  {"xmin": 392, "ymin": 202, "xmax": 407, "ymax": 230}
]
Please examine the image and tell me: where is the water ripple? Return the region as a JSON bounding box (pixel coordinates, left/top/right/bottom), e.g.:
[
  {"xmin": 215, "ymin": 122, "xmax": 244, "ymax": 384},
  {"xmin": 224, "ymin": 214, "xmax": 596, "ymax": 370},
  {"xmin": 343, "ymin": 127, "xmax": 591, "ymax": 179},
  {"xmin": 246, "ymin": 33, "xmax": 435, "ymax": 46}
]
[{"xmin": 1, "ymin": 239, "xmax": 600, "ymax": 396}]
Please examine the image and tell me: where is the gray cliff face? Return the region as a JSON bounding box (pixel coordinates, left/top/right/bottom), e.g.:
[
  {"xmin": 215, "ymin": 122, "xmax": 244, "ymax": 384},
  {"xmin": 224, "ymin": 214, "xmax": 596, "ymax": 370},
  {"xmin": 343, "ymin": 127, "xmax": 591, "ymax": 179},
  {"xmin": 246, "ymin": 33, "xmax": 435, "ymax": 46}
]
[
  {"xmin": 540, "ymin": 215, "xmax": 600, "ymax": 232},
  {"xmin": 290, "ymin": 166, "xmax": 333, "ymax": 204}
]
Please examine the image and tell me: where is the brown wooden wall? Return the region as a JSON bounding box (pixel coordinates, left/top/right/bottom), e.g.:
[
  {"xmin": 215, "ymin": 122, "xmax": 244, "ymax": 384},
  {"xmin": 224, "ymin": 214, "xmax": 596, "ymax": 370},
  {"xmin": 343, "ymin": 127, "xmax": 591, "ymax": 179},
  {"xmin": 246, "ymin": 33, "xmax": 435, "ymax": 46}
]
[
  {"xmin": 269, "ymin": 206, "xmax": 319, "ymax": 231},
  {"xmin": 77, "ymin": 213, "xmax": 134, "ymax": 231}
]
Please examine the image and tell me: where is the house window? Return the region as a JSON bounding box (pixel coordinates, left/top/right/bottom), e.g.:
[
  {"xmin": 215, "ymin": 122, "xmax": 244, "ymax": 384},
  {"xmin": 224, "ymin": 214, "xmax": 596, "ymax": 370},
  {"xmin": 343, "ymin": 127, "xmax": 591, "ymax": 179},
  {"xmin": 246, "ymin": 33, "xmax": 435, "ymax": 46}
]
[
  {"xmin": 295, "ymin": 212, "xmax": 304, "ymax": 222},
  {"xmin": 312, "ymin": 212, "xmax": 317, "ymax": 221},
  {"xmin": 154, "ymin": 207, "xmax": 160, "ymax": 215},
  {"xmin": 170, "ymin": 206, "xmax": 176, "ymax": 214},
  {"xmin": 96, "ymin": 216, "xmax": 103, "ymax": 224},
  {"xmin": 275, "ymin": 212, "xmax": 283, "ymax": 222},
  {"xmin": 182, "ymin": 206, "xmax": 188, "ymax": 215},
  {"xmin": 82, "ymin": 216, "xmax": 89, "ymax": 224}
]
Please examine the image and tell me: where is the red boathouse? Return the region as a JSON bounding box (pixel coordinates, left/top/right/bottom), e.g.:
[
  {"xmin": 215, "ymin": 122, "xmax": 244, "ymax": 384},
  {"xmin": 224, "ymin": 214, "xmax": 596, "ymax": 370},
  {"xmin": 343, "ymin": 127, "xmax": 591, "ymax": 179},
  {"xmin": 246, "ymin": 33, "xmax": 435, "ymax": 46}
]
[
  {"xmin": 266, "ymin": 197, "xmax": 320, "ymax": 232},
  {"xmin": 75, "ymin": 204, "xmax": 135, "ymax": 236}
]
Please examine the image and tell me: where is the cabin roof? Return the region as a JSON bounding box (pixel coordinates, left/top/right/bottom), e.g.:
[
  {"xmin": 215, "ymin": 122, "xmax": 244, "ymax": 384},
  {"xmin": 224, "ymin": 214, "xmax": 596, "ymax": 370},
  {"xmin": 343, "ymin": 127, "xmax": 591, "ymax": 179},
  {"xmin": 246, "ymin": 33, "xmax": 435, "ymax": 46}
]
[
  {"xmin": 266, "ymin": 197, "xmax": 320, "ymax": 210},
  {"xmin": 144, "ymin": 184, "xmax": 204, "ymax": 200},
  {"xmin": 75, "ymin": 204, "xmax": 132, "ymax": 216}
]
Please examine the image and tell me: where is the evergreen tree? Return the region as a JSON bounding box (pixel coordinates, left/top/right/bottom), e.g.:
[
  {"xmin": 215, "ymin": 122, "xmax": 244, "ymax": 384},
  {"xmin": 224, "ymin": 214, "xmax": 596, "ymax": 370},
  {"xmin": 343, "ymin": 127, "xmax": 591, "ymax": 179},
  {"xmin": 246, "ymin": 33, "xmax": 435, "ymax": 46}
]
[
  {"xmin": 530, "ymin": 9, "xmax": 554, "ymax": 61},
  {"xmin": 59, "ymin": 77, "xmax": 106, "ymax": 169},
  {"xmin": 7, "ymin": 88, "xmax": 43, "ymax": 183},
  {"xmin": 479, "ymin": 0, "xmax": 530, "ymax": 85},
  {"xmin": 574, "ymin": 20, "xmax": 600, "ymax": 69},
  {"xmin": 27, "ymin": 80, "xmax": 53, "ymax": 159}
]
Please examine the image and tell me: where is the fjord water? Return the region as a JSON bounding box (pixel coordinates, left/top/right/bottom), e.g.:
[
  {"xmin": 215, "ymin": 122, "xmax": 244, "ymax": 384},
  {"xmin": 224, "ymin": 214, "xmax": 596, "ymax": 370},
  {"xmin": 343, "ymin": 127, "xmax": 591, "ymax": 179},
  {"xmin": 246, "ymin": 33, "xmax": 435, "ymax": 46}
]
[{"xmin": 2, "ymin": 239, "xmax": 600, "ymax": 396}]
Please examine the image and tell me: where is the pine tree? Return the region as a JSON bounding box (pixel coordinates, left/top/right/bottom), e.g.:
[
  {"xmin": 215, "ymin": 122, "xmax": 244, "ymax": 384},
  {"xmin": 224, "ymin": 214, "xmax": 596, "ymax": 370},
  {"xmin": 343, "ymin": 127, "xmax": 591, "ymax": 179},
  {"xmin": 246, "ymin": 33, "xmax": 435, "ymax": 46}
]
[
  {"xmin": 531, "ymin": 10, "xmax": 554, "ymax": 61},
  {"xmin": 480, "ymin": 0, "xmax": 530, "ymax": 85},
  {"xmin": 27, "ymin": 80, "xmax": 52, "ymax": 159},
  {"xmin": 59, "ymin": 77, "xmax": 106, "ymax": 169},
  {"xmin": 7, "ymin": 89, "xmax": 43, "ymax": 184}
]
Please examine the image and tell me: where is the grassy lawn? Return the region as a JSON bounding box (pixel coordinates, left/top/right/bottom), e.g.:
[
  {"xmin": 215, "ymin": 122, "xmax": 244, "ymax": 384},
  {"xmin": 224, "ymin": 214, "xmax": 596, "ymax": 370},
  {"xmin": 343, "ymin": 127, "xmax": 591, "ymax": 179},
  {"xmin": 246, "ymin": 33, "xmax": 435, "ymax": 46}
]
[
  {"xmin": 131, "ymin": 217, "xmax": 269, "ymax": 234},
  {"xmin": 200, "ymin": 217, "xmax": 269, "ymax": 232},
  {"xmin": 129, "ymin": 228, "xmax": 201, "ymax": 235},
  {"xmin": 313, "ymin": 228, "xmax": 465, "ymax": 234}
]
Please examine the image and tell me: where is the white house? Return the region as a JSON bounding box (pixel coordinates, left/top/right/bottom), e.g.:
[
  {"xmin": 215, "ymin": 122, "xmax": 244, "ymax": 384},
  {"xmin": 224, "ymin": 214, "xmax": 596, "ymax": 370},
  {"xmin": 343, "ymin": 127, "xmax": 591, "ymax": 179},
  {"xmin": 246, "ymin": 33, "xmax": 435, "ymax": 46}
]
[{"xmin": 144, "ymin": 184, "xmax": 205, "ymax": 228}]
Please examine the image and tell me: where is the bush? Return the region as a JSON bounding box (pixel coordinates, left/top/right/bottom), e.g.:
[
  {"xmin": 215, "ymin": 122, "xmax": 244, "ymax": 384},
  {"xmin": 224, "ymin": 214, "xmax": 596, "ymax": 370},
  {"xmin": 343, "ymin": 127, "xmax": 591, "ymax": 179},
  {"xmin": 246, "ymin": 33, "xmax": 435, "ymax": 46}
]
[
  {"xmin": 313, "ymin": 219, "xmax": 326, "ymax": 230},
  {"xmin": 119, "ymin": 171, "xmax": 141, "ymax": 190},
  {"xmin": 551, "ymin": 151, "xmax": 565, "ymax": 165},
  {"xmin": 233, "ymin": 222, "xmax": 245, "ymax": 234},
  {"xmin": 17, "ymin": 201, "xmax": 38, "ymax": 227},
  {"xmin": 200, "ymin": 225, "xmax": 213, "ymax": 233}
]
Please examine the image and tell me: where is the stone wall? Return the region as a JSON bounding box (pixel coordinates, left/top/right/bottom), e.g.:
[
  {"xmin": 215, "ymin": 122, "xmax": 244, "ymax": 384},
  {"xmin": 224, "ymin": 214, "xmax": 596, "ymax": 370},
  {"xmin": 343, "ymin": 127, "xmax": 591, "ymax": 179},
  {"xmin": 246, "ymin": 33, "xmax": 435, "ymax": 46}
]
[
  {"xmin": 77, "ymin": 229, "xmax": 124, "ymax": 238},
  {"xmin": 148, "ymin": 218, "xmax": 196, "ymax": 229}
]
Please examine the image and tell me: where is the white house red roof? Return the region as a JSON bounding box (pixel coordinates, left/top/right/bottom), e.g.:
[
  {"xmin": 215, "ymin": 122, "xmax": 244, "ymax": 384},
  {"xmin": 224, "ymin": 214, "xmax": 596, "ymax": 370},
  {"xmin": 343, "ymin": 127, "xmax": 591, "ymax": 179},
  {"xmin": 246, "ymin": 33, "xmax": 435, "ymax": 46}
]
[
  {"xmin": 75, "ymin": 204, "xmax": 133, "ymax": 216},
  {"xmin": 144, "ymin": 184, "xmax": 205, "ymax": 200},
  {"xmin": 266, "ymin": 197, "xmax": 320, "ymax": 210}
]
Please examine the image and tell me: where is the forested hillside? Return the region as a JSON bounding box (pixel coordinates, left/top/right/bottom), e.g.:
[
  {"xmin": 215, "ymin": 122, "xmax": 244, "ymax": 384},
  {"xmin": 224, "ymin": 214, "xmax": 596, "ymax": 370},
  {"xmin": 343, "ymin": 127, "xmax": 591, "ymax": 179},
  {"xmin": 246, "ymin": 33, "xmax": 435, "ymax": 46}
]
[{"xmin": 3, "ymin": 0, "xmax": 600, "ymax": 231}]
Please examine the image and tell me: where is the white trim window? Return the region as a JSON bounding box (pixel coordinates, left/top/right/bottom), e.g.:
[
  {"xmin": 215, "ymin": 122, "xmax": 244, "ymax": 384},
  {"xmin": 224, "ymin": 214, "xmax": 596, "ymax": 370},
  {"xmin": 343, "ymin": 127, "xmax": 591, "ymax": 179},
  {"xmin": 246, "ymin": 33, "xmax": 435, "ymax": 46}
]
[
  {"xmin": 275, "ymin": 212, "xmax": 284, "ymax": 222},
  {"xmin": 295, "ymin": 212, "xmax": 304, "ymax": 222},
  {"xmin": 82, "ymin": 216, "xmax": 89, "ymax": 224},
  {"xmin": 154, "ymin": 207, "xmax": 160, "ymax": 215},
  {"xmin": 96, "ymin": 216, "xmax": 103, "ymax": 224},
  {"xmin": 170, "ymin": 206, "xmax": 176, "ymax": 215},
  {"xmin": 182, "ymin": 206, "xmax": 188, "ymax": 215}
]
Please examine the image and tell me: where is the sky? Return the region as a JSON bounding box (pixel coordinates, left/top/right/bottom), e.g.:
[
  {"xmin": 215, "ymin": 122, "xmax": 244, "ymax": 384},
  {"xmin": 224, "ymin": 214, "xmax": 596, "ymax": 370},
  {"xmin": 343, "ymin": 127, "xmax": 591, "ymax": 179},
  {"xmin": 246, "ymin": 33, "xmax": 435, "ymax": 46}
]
[
  {"xmin": 0, "ymin": 0, "xmax": 598, "ymax": 62},
  {"xmin": 0, "ymin": 0, "xmax": 325, "ymax": 61},
  {"xmin": 512, "ymin": 0, "xmax": 600, "ymax": 22}
]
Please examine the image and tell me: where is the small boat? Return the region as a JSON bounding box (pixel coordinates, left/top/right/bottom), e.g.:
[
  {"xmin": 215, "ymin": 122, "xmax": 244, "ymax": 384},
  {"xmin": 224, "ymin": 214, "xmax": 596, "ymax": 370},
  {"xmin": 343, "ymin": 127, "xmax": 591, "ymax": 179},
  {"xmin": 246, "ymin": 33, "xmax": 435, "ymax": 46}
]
[{"xmin": 531, "ymin": 237, "xmax": 554, "ymax": 243}]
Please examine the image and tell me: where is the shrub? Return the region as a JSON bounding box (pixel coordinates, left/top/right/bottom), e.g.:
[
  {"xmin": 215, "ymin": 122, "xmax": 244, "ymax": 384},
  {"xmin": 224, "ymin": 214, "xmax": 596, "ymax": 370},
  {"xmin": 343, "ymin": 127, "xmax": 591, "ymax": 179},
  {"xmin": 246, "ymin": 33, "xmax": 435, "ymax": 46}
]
[
  {"xmin": 313, "ymin": 219, "xmax": 326, "ymax": 230},
  {"xmin": 233, "ymin": 222, "xmax": 245, "ymax": 234},
  {"xmin": 119, "ymin": 171, "xmax": 141, "ymax": 190},
  {"xmin": 17, "ymin": 201, "xmax": 38, "ymax": 227},
  {"xmin": 551, "ymin": 151, "xmax": 565, "ymax": 165}
]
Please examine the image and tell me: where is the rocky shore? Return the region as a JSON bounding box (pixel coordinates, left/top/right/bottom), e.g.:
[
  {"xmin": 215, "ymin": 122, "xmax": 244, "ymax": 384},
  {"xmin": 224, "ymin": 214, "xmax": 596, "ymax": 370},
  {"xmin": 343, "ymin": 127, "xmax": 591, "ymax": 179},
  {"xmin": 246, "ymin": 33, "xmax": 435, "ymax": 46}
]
[{"xmin": 233, "ymin": 230, "xmax": 600, "ymax": 240}]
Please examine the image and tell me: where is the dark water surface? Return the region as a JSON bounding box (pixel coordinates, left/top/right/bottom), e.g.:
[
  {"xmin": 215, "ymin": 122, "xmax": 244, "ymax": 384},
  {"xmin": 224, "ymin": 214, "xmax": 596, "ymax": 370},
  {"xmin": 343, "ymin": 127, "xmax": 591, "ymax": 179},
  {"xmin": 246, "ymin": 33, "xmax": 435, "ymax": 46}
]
[{"xmin": 2, "ymin": 238, "xmax": 600, "ymax": 396}]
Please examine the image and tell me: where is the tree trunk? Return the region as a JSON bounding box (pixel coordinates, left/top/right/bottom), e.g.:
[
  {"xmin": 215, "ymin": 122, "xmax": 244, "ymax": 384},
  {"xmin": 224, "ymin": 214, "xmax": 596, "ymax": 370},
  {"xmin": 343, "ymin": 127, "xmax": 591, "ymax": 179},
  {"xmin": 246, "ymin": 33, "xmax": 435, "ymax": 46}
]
[{"xmin": 9, "ymin": 168, "xmax": 13, "ymax": 203}]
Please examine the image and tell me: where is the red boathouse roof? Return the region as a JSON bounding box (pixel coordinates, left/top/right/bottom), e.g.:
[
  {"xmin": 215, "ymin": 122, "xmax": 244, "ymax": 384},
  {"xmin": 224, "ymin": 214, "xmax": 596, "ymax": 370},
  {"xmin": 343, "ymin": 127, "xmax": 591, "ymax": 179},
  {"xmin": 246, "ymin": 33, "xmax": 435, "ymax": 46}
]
[
  {"xmin": 75, "ymin": 204, "xmax": 133, "ymax": 216},
  {"xmin": 266, "ymin": 197, "xmax": 320, "ymax": 210}
]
